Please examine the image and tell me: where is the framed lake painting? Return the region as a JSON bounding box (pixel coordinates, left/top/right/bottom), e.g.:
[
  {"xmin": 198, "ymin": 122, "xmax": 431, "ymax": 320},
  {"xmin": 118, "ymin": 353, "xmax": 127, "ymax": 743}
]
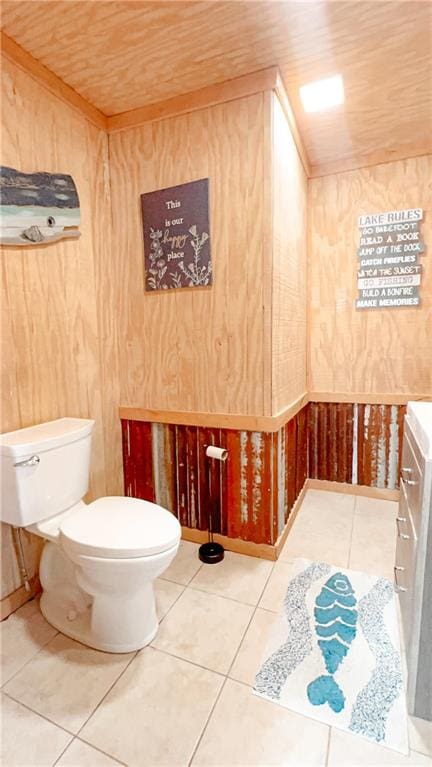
[{"xmin": 141, "ymin": 178, "xmax": 212, "ymax": 291}]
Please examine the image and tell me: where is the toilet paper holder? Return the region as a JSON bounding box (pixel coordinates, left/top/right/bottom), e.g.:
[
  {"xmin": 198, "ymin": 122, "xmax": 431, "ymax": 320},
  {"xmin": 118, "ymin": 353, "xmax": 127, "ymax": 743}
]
[{"xmin": 199, "ymin": 445, "xmax": 228, "ymax": 564}]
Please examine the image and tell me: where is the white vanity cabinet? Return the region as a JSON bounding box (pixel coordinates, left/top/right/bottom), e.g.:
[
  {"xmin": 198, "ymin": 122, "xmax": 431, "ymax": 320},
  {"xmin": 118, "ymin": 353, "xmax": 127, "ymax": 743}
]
[{"xmin": 395, "ymin": 401, "xmax": 432, "ymax": 722}]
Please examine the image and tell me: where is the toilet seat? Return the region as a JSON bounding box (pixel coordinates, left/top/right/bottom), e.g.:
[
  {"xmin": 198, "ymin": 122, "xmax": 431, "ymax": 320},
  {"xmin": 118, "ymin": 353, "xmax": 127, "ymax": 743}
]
[{"xmin": 59, "ymin": 496, "xmax": 180, "ymax": 560}]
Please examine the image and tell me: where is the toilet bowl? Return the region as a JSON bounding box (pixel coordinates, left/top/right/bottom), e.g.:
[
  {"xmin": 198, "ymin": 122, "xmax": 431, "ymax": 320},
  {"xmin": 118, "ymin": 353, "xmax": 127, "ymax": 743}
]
[
  {"xmin": 0, "ymin": 418, "xmax": 181, "ymax": 652},
  {"xmin": 36, "ymin": 496, "xmax": 180, "ymax": 652}
]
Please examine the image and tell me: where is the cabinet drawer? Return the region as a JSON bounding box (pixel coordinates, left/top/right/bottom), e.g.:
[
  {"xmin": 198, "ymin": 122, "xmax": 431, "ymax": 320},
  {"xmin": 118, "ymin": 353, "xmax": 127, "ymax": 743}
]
[
  {"xmin": 400, "ymin": 427, "xmax": 423, "ymax": 537},
  {"xmin": 395, "ymin": 486, "xmax": 417, "ymax": 646}
]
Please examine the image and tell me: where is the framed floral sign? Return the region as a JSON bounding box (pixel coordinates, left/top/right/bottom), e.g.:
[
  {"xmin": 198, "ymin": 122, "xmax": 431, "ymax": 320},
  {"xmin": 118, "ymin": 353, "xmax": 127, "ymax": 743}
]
[{"xmin": 141, "ymin": 178, "xmax": 212, "ymax": 291}]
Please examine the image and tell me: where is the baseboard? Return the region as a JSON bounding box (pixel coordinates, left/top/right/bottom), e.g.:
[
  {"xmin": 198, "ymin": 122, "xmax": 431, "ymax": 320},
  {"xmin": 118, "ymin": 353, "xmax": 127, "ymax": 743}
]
[
  {"xmin": 182, "ymin": 478, "xmax": 399, "ymax": 562},
  {"xmin": 181, "ymin": 527, "xmax": 279, "ymax": 561},
  {"xmin": 1, "ymin": 575, "xmax": 41, "ymax": 621},
  {"xmin": 182, "ymin": 480, "xmax": 309, "ymax": 561},
  {"xmin": 273, "ymin": 482, "xmax": 308, "ymax": 557},
  {"xmin": 305, "ymin": 478, "xmax": 400, "ymax": 501}
]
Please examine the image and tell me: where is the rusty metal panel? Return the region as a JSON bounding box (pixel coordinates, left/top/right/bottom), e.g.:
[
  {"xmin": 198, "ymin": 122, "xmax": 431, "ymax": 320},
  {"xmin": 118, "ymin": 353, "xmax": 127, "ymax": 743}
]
[
  {"xmin": 308, "ymin": 401, "xmax": 404, "ymax": 490},
  {"xmin": 122, "ymin": 402, "xmax": 404, "ymax": 548},
  {"xmin": 121, "ymin": 419, "xmax": 133, "ymax": 497},
  {"xmin": 356, "ymin": 403, "xmax": 403, "ymax": 489},
  {"xmin": 127, "ymin": 420, "xmax": 154, "ymax": 501},
  {"xmin": 308, "ymin": 403, "xmax": 354, "ymax": 483},
  {"xmin": 295, "ymin": 406, "xmax": 308, "ymax": 496},
  {"xmin": 224, "ymin": 429, "xmax": 243, "ymax": 540}
]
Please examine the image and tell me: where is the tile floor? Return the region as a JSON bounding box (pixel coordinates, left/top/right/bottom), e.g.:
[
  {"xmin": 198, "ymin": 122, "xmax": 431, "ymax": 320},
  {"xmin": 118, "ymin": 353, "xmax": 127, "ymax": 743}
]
[{"xmin": 1, "ymin": 489, "xmax": 431, "ymax": 767}]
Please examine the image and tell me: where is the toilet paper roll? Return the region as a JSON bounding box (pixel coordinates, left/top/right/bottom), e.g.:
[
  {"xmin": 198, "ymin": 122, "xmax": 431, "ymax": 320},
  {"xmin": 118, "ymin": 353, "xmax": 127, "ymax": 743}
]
[{"xmin": 206, "ymin": 445, "xmax": 228, "ymax": 461}]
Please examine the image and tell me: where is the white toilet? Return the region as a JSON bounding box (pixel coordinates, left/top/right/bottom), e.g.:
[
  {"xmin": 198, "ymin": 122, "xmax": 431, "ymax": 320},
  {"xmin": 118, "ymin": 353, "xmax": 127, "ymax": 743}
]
[{"xmin": 0, "ymin": 418, "xmax": 181, "ymax": 652}]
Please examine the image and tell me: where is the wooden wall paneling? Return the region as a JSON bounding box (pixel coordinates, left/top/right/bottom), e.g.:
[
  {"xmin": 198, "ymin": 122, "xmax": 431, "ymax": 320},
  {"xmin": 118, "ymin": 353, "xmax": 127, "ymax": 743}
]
[
  {"xmin": 1, "ymin": 56, "xmax": 118, "ymax": 604},
  {"xmin": 89, "ymin": 126, "xmax": 123, "ymax": 496},
  {"xmin": 271, "ymin": 92, "xmax": 308, "ymax": 415},
  {"xmin": 189, "ymin": 105, "xmax": 229, "ymax": 415},
  {"xmin": 0, "ymin": 32, "xmax": 107, "ymax": 131},
  {"xmin": 308, "ymin": 156, "xmax": 432, "ymax": 398},
  {"xmin": 244, "ymin": 93, "xmax": 267, "ymax": 416},
  {"xmin": 111, "ymin": 92, "xmax": 269, "ymax": 417},
  {"xmin": 3, "ymin": 2, "xmax": 431, "ymax": 173},
  {"xmin": 262, "ymin": 90, "xmax": 274, "ymax": 418}
]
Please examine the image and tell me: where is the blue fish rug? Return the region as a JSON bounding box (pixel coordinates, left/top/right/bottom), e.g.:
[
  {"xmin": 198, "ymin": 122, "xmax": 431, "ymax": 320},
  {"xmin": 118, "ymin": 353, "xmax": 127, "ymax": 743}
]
[{"xmin": 254, "ymin": 559, "xmax": 408, "ymax": 754}]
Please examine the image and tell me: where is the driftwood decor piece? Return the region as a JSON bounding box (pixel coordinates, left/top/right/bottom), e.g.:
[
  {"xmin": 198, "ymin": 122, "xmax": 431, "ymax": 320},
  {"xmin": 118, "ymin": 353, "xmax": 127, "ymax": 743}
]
[
  {"xmin": 141, "ymin": 178, "xmax": 212, "ymax": 291},
  {"xmin": 0, "ymin": 166, "xmax": 81, "ymax": 245}
]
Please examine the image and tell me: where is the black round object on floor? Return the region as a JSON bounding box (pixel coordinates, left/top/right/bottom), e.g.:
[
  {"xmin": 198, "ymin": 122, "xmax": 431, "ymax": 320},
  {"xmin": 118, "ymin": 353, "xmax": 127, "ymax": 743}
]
[{"xmin": 199, "ymin": 541, "xmax": 225, "ymax": 564}]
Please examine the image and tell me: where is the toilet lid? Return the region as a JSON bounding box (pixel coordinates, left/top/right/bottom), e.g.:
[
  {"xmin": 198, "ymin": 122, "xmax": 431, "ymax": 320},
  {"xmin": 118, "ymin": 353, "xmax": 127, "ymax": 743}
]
[{"xmin": 59, "ymin": 497, "xmax": 181, "ymax": 559}]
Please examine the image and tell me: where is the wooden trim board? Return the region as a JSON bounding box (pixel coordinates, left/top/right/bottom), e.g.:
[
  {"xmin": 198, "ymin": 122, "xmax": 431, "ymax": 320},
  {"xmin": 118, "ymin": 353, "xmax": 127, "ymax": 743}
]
[
  {"xmin": 107, "ymin": 66, "xmax": 279, "ymax": 132},
  {"xmin": 119, "ymin": 393, "xmax": 308, "ymax": 433},
  {"xmin": 1, "ymin": 34, "xmax": 429, "ymax": 175},
  {"xmin": 182, "ymin": 477, "xmax": 309, "ymax": 560},
  {"xmin": 120, "ymin": 390, "xmax": 428, "ymax": 432},
  {"xmin": 274, "ymin": 72, "xmax": 311, "ymax": 177},
  {"xmin": 273, "ymin": 480, "xmax": 308, "ymax": 557},
  {"xmin": 1, "ymin": 33, "xmax": 107, "ymax": 131},
  {"xmin": 1, "ymin": 575, "xmax": 41, "ymax": 621},
  {"xmin": 309, "ymin": 392, "xmax": 431, "ymax": 405},
  {"xmin": 181, "ymin": 477, "xmax": 398, "ymax": 561},
  {"xmin": 181, "ymin": 527, "xmax": 279, "ymax": 561},
  {"xmin": 306, "ymin": 478, "xmax": 400, "ymax": 502},
  {"xmin": 309, "ymin": 145, "xmax": 432, "ymax": 179}
]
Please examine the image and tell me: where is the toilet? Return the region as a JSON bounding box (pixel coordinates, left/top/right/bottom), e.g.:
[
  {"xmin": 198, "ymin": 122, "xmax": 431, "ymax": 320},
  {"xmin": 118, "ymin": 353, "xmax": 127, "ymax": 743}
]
[{"xmin": 0, "ymin": 418, "xmax": 181, "ymax": 652}]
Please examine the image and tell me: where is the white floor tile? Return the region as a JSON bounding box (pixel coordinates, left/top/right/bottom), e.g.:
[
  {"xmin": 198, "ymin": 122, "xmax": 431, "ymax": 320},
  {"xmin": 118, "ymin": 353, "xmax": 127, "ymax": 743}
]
[
  {"xmin": 190, "ymin": 551, "xmax": 273, "ymax": 605},
  {"xmin": 279, "ymin": 490, "xmax": 354, "ymax": 567},
  {"xmin": 349, "ymin": 497, "xmax": 397, "ymax": 579},
  {"xmin": 258, "ymin": 560, "xmax": 296, "ymax": 612},
  {"xmin": 80, "ymin": 646, "xmax": 223, "ymax": 767},
  {"xmin": 152, "ymin": 586, "xmax": 253, "ymax": 673},
  {"xmin": 192, "ymin": 678, "xmax": 329, "ymax": 766},
  {"xmin": 1, "ymin": 598, "xmax": 57, "ymax": 685},
  {"xmin": 3, "ymin": 633, "xmax": 134, "ymax": 733},
  {"xmin": 154, "ymin": 578, "xmax": 184, "ymax": 620},
  {"xmin": 355, "ymin": 496, "xmax": 398, "ymax": 517},
  {"xmin": 328, "ymin": 727, "xmax": 432, "ymax": 766},
  {"xmin": 229, "ymin": 608, "xmax": 278, "ymax": 686},
  {"xmin": 0, "ymin": 693, "xmax": 72, "ymax": 766},
  {"xmin": 56, "ymin": 738, "xmax": 123, "ymax": 766},
  {"xmin": 161, "ymin": 540, "xmax": 203, "ymax": 585},
  {"xmin": 409, "ymin": 716, "xmax": 432, "ymax": 758}
]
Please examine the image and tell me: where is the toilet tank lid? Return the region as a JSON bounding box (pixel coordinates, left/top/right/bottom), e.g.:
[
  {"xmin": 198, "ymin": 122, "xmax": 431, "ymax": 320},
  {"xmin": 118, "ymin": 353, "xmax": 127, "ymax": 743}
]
[{"xmin": 0, "ymin": 418, "xmax": 95, "ymax": 459}]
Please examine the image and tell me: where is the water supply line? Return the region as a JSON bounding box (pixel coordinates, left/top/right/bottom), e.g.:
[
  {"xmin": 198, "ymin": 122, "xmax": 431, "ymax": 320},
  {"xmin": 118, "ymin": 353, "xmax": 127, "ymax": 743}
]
[{"xmin": 11, "ymin": 526, "xmax": 31, "ymax": 592}]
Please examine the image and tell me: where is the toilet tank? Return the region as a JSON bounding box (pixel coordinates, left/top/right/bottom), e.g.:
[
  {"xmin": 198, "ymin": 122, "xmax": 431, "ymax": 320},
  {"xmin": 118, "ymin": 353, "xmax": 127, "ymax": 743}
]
[{"xmin": 0, "ymin": 418, "xmax": 94, "ymax": 527}]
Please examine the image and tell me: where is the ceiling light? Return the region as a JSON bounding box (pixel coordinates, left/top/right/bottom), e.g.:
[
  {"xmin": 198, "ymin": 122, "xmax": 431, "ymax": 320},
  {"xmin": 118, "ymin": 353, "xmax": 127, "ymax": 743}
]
[{"xmin": 299, "ymin": 75, "xmax": 344, "ymax": 113}]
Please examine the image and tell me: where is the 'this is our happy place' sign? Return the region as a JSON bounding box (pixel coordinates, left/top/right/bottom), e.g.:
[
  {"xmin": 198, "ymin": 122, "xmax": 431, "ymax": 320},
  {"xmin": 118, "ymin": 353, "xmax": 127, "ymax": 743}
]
[
  {"xmin": 141, "ymin": 178, "xmax": 212, "ymax": 291},
  {"xmin": 355, "ymin": 208, "xmax": 426, "ymax": 310}
]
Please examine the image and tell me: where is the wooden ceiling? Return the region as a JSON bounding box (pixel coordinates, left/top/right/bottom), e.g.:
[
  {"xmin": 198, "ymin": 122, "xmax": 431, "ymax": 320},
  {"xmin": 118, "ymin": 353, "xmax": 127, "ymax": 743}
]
[{"xmin": 1, "ymin": 0, "xmax": 431, "ymax": 173}]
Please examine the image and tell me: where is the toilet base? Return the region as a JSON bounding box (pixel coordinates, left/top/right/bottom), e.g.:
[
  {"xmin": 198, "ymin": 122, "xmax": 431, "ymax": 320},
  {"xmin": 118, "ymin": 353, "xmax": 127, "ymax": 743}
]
[{"xmin": 40, "ymin": 591, "xmax": 159, "ymax": 653}]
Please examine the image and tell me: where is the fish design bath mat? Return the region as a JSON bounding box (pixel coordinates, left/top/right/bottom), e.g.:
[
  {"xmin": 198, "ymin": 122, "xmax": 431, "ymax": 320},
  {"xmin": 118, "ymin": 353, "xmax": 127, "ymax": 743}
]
[{"xmin": 254, "ymin": 559, "xmax": 408, "ymax": 754}]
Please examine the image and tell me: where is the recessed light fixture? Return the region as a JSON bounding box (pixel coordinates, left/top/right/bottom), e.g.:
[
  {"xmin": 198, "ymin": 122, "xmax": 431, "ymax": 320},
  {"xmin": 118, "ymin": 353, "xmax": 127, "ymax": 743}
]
[{"xmin": 299, "ymin": 75, "xmax": 344, "ymax": 113}]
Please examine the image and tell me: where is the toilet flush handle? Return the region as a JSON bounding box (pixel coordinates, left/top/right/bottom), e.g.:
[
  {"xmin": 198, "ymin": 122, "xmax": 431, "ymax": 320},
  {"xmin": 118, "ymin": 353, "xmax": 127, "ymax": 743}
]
[{"xmin": 13, "ymin": 454, "xmax": 40, "ymax": 468}]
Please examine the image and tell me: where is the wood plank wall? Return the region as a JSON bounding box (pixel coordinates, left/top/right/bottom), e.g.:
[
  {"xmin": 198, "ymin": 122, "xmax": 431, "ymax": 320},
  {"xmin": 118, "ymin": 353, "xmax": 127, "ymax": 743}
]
[
  {"xmin": 121, "ymin": 407, "xmax": 308, "ymax": 545},
  {"xmin": 0, "ymin": 56, "xmax": 122, "ymax": 601},
  {"xmin": 308, "ymin": 155, "xmax": 432, "ymax": 399},
  {"xmin": 271, "ymin": 93, "xmax": 308, "ymax": 415},
  {"xmin": 109, "ymin": 93, "xmax": 272, "ymax": 417}
]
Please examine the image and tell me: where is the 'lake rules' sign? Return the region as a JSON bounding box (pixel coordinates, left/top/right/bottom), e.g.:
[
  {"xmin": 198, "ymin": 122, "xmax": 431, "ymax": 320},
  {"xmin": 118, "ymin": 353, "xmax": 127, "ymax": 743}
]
[
  {"xmin": 356, "ymin": 208, "xmax": 426, "ymax": 310},
  {"xmin": 141, "ymin": 178, "xmax": 212, "ymax": 291}
]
